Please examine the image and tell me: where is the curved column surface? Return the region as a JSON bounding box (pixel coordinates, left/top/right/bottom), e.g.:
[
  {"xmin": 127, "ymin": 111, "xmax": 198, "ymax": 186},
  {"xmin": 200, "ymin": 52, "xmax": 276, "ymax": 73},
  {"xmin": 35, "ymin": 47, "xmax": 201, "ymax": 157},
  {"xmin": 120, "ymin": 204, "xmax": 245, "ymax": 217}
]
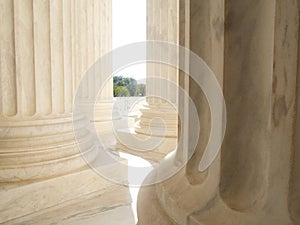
[
  {"xmin": 0, "ymin": 115, "xmax": 97, "ymax": 181},
  {"xmin": 76, "ymin": 0, "xmax": 119, "ymax": 140},
  {"xmin": 135, "ymin": 99, "xmax": 178, "ymax": 138},
  {"xmin": 220, "ymin": 0, "xmax": 274, "ymax": 210},
  {"xmin": 116, "ymin": 97, "xmax": 178, "ymax": 162},
  {"xmin": 142, "ymin": 1, "xmax": 224, "ymax": 224},
  {"xmin": 0, "ymin": 0, "xmax": 98, "ymax": 182},
  {"xmin": 220, "ymin": 0, "xmax": 298, "ymax": 217},
  {"xmin": 288, "ymin": 0, "xmax": 300, "ymax": 223},
  {"xmin": 138, "ymin": 0, "xmax": 300, "ymax": 225},
  {"xmin": 290, "ymin": 33, "xmax": 300, "ymax": 223}
]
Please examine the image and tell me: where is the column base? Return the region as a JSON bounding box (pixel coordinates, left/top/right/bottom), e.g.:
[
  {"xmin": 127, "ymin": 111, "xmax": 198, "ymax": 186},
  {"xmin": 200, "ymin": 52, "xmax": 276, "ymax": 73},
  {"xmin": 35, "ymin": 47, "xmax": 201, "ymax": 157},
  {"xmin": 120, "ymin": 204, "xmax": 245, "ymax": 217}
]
[
  {"xmin": 137, "ymin": 168, "xmax": 179, "ymax": 225},
  {"xmin": 137, "ymin": 184, "xmax": 177, "ymax": 225},
  {"xmin": 93, "ymin": 100, "xmax": 122, "ymax": 135},
  {"xmin": 188, "ymin": 197, "xmax": 292, "ymax": 225},
  {"xmin": 115, "ymin": 99, "xmax": 178, "ymax": 162},
  {"xmin": 134, "ymin": 100, "xmax": 178, "ymax": 138},
  {"xmin": 0, "ymin": 114, "xmax": 97, "ymax": 182},
  {"xmin": 116, "ymin": 128, "xmax": 177, "ymax": 162},
  {"xmin": 78, "ymin": 99, "xmax": 124, "ymax": 146},
  {"xmin": 137, "ymin": 172, "xmax": 293, "ymax": 225}
]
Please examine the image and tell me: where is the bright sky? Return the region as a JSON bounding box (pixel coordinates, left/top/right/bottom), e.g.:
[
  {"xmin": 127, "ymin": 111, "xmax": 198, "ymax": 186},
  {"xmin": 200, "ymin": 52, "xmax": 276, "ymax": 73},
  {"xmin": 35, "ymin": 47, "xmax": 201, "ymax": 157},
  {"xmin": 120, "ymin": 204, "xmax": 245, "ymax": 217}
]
[
  {"xmin": 112, "ymin": 0, "xmax": 146, "ymax": 83},
  {"xmin": 112, "ymin": 4, "xmax": 148, "ymax": 220}
]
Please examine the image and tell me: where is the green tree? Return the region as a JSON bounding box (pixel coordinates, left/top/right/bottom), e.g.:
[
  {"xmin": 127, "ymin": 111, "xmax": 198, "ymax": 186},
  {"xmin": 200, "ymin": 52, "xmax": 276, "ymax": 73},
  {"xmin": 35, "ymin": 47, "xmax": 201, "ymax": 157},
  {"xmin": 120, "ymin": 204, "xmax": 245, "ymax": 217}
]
[
  {"xmin": 126, "ymin": 77, "xmax": 137, "ymax": 96},
  {"xmin": 114, "ymin": 86, "xmax": 130, "ymax": 97},
  {"xmin": 113, "ymin": 76, "xmax": 138, "ymax": 97},
  {"xmin": 135, "ymin": 83, "xmax": 146, "ymax": 96},
  {"xmin": 113, "ymin": 76, "xmax": 125, "ymax": 86}
]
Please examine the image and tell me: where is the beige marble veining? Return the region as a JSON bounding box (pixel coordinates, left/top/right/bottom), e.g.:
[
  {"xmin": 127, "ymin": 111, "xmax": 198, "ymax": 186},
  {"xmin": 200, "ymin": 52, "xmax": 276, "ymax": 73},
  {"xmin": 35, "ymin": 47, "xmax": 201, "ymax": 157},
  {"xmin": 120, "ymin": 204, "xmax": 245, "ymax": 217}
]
[{"xmin": 137, "ymin": 0, "xmax": 300, "ymax": 225}]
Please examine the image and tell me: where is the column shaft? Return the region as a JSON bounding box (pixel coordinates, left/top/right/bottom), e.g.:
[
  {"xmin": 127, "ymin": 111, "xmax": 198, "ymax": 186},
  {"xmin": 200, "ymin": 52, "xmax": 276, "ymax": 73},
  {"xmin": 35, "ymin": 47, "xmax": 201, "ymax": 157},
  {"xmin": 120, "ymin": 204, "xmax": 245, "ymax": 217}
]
[
  {"xmin": 123, "ymin": 0, "xmax": 179, "ymax": 160},
  {"xmin": 0, "ymin": 0, "xmax": 17, "ymax": 116},
  {"xmin": 14, "ymin": 0, "xmax": 36, "ymax": 116},
  {"xmin": 138, "ymin": 1, "xmax": 300, "ymax": 225},
  {"xmin": 0, "ymin": 0, "xmax": 98, "ymax": 182},
  {"xmin": 50, "ymin": 0, "xmax": 65, "ymax": 114},
  {"xmin": 220, "ymin": 0, "xmax": 276, "ymax": 210},
  {"xmin": 87, "ymin": 0, "xmax": 95, "ymax": 100},
  {"xmin": 63, "ymin": 0, "xmax": 73, "ymax": 113}
]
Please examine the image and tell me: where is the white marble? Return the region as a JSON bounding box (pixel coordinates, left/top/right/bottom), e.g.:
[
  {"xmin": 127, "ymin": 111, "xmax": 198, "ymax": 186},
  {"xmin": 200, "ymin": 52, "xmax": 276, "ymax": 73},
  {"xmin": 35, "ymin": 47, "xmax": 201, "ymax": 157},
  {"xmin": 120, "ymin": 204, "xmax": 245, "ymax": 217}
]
[
  {"xmin": 4, "ymin": 176, "xmax": 132, "ymax": 225},
  {"xmin": 0, "ymin": 1, "xmax": 131, "ymax": 224},
  {"xmin": 137, "ymin": 0, "xmax": 300, "ymax": 225}
]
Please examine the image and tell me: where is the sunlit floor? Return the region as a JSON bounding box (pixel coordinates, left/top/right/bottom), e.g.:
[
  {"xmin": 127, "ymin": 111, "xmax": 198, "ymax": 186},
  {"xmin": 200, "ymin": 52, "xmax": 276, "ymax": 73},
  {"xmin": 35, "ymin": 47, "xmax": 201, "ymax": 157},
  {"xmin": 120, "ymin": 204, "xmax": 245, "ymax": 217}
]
[
  {"xmin": 3, "ymin": 152, "xmax": 152, "ymax": 225},
  {"xmin": 56, "ymin": 153, "xmax": 153, "ymax": 225},
  {"xmin": 120, "ymin": 152, "xmax": 154, "ymax": 224},
  {"xmin": 70, "ymin": 153, "xmax": 153, "ymax": 225}
]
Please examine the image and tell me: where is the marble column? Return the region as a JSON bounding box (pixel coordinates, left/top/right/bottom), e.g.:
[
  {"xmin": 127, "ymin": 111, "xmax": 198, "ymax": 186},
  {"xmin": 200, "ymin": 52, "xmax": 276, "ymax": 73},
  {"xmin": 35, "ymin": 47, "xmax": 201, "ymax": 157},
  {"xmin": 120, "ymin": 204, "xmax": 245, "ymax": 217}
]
[
  {"xmin": 137, "ymin": 0, "xmax": 300, "ymax": 225},
  {"xmin": 135, "ymin": 0, "xmax": 178, "ymax": 138},
  {"xmin": 0, "ymin": 2, "xmax": 132, "ymax": 223},
  {"xmin": 138, "ymin": 0, "xmax": 224, "ymax": 223},
  {"xmin": 94, "ymin": 0, "xmax": 119, "ymax": 138},
  {"xmin": 76, "ymin": 0, "xmax": 119, "ymax": 144},
  {"xmin": 0, "ymin": 0, "xmax": 97, "ymax": 182},
  {"xmin": 116, "ymin": 0, "xmax": 179, "ymax": 162}
]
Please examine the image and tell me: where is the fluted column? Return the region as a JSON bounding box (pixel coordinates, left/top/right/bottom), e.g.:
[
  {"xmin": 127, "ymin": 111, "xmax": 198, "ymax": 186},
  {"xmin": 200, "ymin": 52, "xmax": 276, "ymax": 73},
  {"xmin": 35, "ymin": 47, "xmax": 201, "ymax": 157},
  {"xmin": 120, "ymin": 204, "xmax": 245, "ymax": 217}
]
[
  {"xmin": 94, "ymin": 0, "xmax": 118, "ymax": 138},
  {"xmin": 116, "ymin": 0, "xmax": 179, "ymax": 161},
  {"xmin": 138, "ymin": 0, "xmax": 300, "ymax": 225},
  {"xmin": 0, "ymin": 0, "xmax": 97, "ymax": 182},
  {"xmin": 135, "ymin": 0, "xmax": 178, "ymax": 138},
  {"xmin": 76, "ymin": 0, "xmax": 118, "ymax": 141}
]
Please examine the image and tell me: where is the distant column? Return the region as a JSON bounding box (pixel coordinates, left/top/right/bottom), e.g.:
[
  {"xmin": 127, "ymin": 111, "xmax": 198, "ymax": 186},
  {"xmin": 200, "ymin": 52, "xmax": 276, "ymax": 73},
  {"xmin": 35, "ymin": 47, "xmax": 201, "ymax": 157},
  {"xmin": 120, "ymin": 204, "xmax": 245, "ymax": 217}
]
[{"xmin": 133, "ymin": 0, "xmax": 179, "ymax": 160}]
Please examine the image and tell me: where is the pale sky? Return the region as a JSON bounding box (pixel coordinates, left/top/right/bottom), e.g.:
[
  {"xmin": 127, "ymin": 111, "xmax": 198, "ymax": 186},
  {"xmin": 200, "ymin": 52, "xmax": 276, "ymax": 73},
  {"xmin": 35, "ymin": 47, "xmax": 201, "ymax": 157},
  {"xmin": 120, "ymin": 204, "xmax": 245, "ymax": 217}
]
[{"xmin": 112, "ymin": 0, "xmax": 146, "ymax": 83}]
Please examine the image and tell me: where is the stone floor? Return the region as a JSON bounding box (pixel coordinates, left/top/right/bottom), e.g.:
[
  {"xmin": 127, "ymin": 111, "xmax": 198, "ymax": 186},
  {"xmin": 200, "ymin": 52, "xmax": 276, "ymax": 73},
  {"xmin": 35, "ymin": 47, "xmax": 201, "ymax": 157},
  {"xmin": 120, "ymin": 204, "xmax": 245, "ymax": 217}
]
[
  {"xmin": 4, "ymin": 190, "xmax": 136, "ymax": 225},
  {"xmin": 3, "ymin": 181, "xmax": 136, "ymax": 225},
  {"xmin": 0, "ymin": 151, "xmax": 154, "ymax": 225}
]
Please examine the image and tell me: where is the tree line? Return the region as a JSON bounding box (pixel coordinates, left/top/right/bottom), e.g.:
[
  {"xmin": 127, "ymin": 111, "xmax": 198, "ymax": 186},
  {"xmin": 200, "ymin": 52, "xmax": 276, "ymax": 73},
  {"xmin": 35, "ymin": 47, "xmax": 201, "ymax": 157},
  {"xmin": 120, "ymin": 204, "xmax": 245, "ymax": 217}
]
[{"xmin": 113, "ymin": 76, "xmax": 146, "ymax": 97}]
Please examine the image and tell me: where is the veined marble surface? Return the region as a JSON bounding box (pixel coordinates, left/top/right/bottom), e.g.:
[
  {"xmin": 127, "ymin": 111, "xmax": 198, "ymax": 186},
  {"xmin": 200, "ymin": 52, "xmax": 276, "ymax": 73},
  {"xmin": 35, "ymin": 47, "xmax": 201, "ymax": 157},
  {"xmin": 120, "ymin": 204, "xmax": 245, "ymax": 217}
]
[{"xmin": 5, "ymin": 187, "xmax": 134, "ymax": 225}]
